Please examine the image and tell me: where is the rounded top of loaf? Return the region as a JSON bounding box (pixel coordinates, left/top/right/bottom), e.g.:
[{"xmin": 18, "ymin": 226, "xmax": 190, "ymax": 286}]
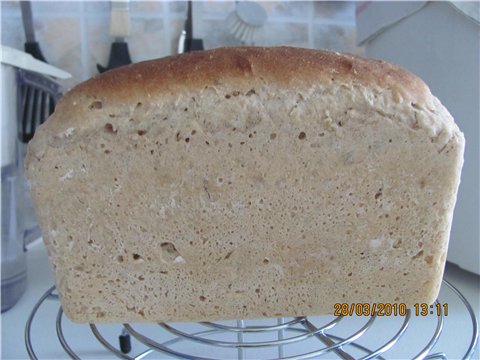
[
  {"xmin": 65, "ymin": 46, "xmax": 430, "ymax": 102},
  {"xmin": 28, "ymin": 46, "xmax": 462, "ymax": 162}
]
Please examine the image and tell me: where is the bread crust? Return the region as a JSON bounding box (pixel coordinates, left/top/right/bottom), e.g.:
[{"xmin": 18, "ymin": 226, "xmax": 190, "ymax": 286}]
[{"xmin": 63, "ymin": 46, "xmax": 430, "ymax": 103}]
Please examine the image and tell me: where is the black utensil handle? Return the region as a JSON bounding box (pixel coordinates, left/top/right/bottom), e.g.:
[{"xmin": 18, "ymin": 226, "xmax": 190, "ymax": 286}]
[
  {"xmin": 20, "ymin": 0, "xmax": 36, "ymax": 43},
  {"xmin": 184, "ymin": 38, "xmax": 204, "ymax": 52},
  {"xmin": 186, "ymin": 0, "xmax": 193, "ymax": 40},
  {"xmin": 97, "ymin": 42, "xmax": 132, "ymax": 73},
  {"xmin": 24, "ymin": 42, "xmax": 47, "ymax": 62}
]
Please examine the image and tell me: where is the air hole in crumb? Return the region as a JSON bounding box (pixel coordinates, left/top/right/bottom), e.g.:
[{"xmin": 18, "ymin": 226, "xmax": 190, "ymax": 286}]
[
  {"xmin": 191, "ymin": 130, "xmax": 197, "ymax": 135},
  {"xmin": 89, "ymin": 101, "xmax": 103, "ymax": 110},
  {"xmin": 205, "ymin": 141, "xmax": 210, "ymax": 145},
  {"xmin": 185, "ymin": 137, "xmax": 190, "ymax": 143},
  {"xmin": 138, "ymin": 309, "xmax": 145, "ymax": 316},
  {"xmin": 347, "ymin": 272, "xmax": 352, "ymax": 276},
  {"xmin": 176, "ymin": 132, "xmax": 181, "ymax": 141},
  {"xmin": 412, "ymin": 250, "xmax": 424, "ymax": 260},
  {"xmin": 184, "ymin": 107, "xmax": 188, "ymax": 112},
  {"xmin": 246, "ymin": 89, "xmax": 256, "ymax": 96},
  {"xmin": 232, "ymin": 90, "xmax": 240, "ymax": 97},
  {"xmin": 117, "ymin": 255, "xmax": 124, "ymax": 263},
  {"xmin": 425, "ymin": 255, "xmax": 434, "ymax": 265},
  {"xmin": 263, "ymin": 258, "xmax": 270, "ymax": 264},
  {"xmin": 255, "ymin": 288, "xmax": 260, "ymax": 294},
  {"xmin": 199, "ymin": 295, "xmax": 206, "ymax": 301},
  {"xmin": 136, "ymin": 102, "xmax": 143, "ymax": 108},
  {"xmin": 161, "ymin": 242, "xmax": 180, "ymax": 262},
  {"xmin": 133, "ymin": 253, "xmax": 142, "ymax": 260},
  {"xmin": 137, "ymin": 130, "xmax": 146, "ymax": 136},
  {"xmin": 374, "ymin": 190, "xmax": 382, "ymax": 199},
  {"xmin": 270, "ymin": 133, "xmax": 277, "ymax": 140},
  {"xmin": 337, "ymin": 121, "xmax": 343, "ymax": 127},
  {"xmin": 104, "ymin": 149, "xmax": 111, "ymax": 154},
  {"xmin": 392, "ymin": 239, "xmax": 402, "ymax": 249},
  {"xmin": 298, "ymin": 132, "xmax": 306, "ymax": 140},
  {"xmin": 104, "ymin": 123, "xmax": 117, "ymax": 134},
  {"xmin": 225, "ymin": 94, "xmax": 231, "ymax": 99}
]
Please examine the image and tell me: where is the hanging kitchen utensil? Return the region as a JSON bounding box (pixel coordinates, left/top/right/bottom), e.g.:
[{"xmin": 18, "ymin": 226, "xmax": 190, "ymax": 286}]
[
  {"xmin": 178, "ymin": 0, "xmax": 204, "ymax": 53},
  {"xmin": 97, "ymin": 0, "xmax": 132, "ymax": 73},
  {"xmin": 19, "ymin": 0, "xmax": 63, "ymax": 143},
  {"xmin": 20, "ymin": 1, "xmax": 47, "ymax": 62},
  {"xmin": 1, "ymin": 46, "xmax": 69, "ymax": 144},
  {"xmin": 17, "ymin": 70, "xmax": 64, "ymax": 143},
  {"xmin": 1, "ymin": 46, "xmax": 70, "ymax": 80},
  {"xmin": 227, "ymin": 1, "xmax": 267, "ymax": 45}
]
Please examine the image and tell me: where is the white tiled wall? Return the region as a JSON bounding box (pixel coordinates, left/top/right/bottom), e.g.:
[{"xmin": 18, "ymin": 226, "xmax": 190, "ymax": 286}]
[{"xmin": 2, "ymin": 1, "xmax": 360, "ymax": 90}]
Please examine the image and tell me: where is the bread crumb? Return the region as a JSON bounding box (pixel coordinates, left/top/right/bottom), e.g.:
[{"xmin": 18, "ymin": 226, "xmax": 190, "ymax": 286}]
[
  {"xmin": 59, "ymin": 170, "xmax": 74, "ymax": 182},
  {"xmin": 174, "ymin": 256, "xmax": 186, "ymax": 264},
  {"xmin": 65, "ymin": 128, "xmax": 75, "ymax": 137}
]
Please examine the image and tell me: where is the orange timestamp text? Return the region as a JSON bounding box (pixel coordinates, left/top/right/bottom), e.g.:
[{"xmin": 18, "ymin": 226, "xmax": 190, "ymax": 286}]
[{"xmin": 334, "ymin": 303, "xmax": 449, "ymax": 317}]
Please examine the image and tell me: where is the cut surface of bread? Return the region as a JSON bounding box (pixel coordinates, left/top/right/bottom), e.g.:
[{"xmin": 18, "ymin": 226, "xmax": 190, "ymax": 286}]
[{"xmin": 25, "ymin": 47, "xmax": 464, "ymax": 323}]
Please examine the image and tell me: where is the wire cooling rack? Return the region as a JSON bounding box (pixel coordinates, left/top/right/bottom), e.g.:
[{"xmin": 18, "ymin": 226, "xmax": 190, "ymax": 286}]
[{"xmin": 25, "ymin": 279, "xmax": 478, "ymax": 360}]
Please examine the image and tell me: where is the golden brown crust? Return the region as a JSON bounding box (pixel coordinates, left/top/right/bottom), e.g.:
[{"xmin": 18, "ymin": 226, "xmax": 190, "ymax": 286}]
[{"xmin": 62, "ymin": 47, "xmax": 430, "ymax": 104}]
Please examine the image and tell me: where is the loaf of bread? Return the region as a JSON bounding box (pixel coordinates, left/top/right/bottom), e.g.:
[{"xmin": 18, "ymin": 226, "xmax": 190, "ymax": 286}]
[{"xmin": 25, "ymin": 47, "xmax": 464, "ymax": 323}]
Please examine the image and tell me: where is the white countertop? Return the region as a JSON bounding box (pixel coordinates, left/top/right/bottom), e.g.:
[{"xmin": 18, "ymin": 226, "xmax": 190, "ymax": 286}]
[{"xmin": 2, "ymin": 240, "xmax": 479, "ymax": 359}]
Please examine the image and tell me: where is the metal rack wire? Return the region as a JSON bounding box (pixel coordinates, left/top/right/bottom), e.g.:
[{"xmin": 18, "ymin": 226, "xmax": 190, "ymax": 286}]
[{"xmin": 25, "ymin": 279, "xmax": 478, "ymax": 360}]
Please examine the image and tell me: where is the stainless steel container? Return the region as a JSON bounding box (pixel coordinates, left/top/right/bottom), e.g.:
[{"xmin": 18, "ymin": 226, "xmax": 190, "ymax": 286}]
[
  {"xmin": 1, "ymin": 62, "xmax": 28, "ymax": 312},
  {"xmin": 1, "ymin": 47, "xmax": 67, "ymax": 312}
]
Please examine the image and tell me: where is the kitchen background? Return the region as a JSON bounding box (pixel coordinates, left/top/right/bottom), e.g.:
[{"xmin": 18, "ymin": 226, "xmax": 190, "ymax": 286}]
[
  {"xmin": 2, "ymin": 1, "xmax": 479, "ymax": 359},
  {"xmin": 1, "ymin": 1, "xmax": 361, "ymax": 90}
]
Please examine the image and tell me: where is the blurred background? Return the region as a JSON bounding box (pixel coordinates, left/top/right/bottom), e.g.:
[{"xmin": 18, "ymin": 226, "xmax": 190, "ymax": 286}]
[{"xmin": 1, "ymin": 1, "xmax": 360, "ymax": 89}]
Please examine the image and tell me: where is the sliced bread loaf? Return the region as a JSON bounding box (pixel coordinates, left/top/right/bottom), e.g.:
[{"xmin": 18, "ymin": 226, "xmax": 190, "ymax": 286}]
[{"xmin": 25, "ymin": 47, "xmax": 464, "ymax": 323}]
